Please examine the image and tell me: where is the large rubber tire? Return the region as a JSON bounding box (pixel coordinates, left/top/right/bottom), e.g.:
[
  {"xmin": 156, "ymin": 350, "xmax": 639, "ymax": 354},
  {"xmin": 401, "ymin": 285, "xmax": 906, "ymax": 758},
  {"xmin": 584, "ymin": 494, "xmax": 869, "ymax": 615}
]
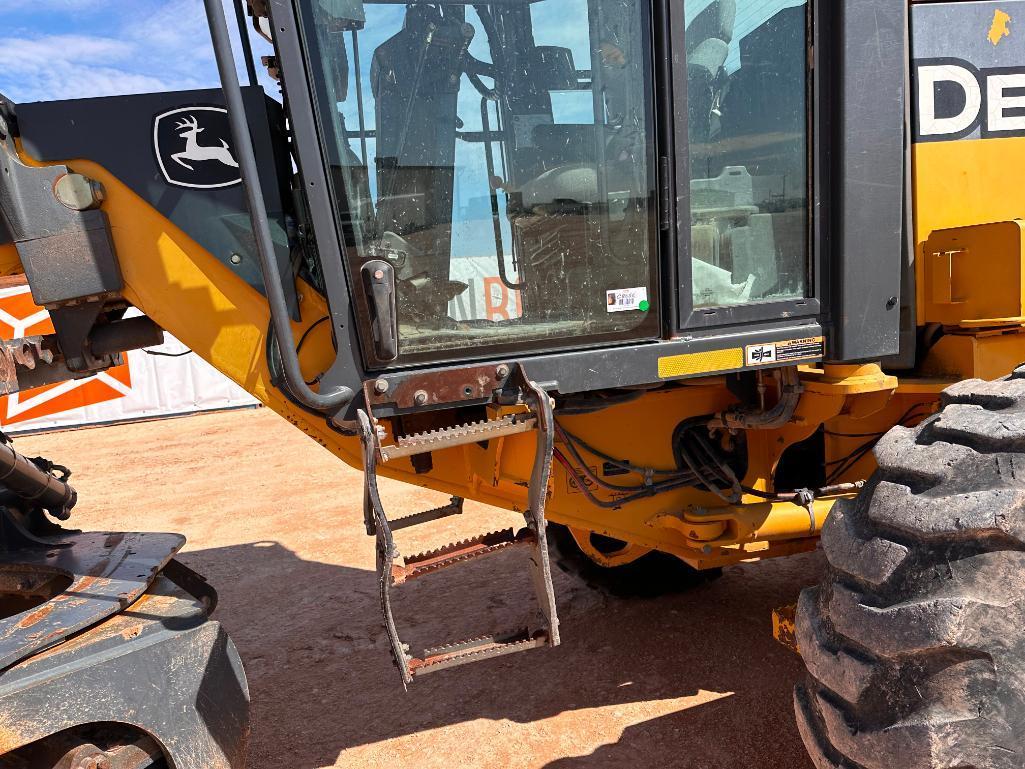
[
  {"xmin": 796, "ymin": 373, "xmax": 1025, "ymax": 769},
  {"xmin": 548, "ymin": 523, "xmax": 721, "ymax": 598}
]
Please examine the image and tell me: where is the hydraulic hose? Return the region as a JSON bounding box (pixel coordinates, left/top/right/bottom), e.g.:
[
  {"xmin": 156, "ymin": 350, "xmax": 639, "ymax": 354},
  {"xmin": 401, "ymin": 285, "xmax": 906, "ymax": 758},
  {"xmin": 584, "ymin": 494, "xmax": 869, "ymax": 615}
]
[
  {"xmin": 710, "ymin": 367, "xmax": 803, "ymax": 432},
  {"xmin": 0, "ymin": 441, "xmax": 76, "ymax": 520}
]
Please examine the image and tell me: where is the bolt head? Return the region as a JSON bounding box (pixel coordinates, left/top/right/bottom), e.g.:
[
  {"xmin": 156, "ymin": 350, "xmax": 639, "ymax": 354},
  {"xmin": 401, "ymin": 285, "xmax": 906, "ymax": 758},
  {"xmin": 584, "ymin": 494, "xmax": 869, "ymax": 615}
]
[
  {"xmin": 496, "ymin": 364, "xmax": 510, "ymax": 378},
  {"xmin": 413, "ymin": 390, "xmax": 428, "ymax": 406},
  {"xmin": 373, "ymin": 378, "xmax": 389, "ymax": 394},
  {"xmin": 54, "ymin": 173, "xmax": 103, "ymax": 211},
  {"xmin": 230, "ymin": 253, "xmax": 243, "ymax": 265}
]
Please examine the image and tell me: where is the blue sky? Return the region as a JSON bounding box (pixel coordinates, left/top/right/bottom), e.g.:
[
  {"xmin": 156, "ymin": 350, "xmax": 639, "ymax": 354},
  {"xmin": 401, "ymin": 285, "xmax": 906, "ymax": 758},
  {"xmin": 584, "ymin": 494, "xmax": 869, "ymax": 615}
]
[{"xmin": 0, "ymin": 0, "xmax": 274, "ymax": 103}]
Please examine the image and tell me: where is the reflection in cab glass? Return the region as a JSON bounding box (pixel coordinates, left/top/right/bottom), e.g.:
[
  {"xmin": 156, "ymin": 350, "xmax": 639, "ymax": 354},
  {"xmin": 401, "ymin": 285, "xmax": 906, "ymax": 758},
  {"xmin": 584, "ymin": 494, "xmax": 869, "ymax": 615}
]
[
  {"xmin": 686, "ymin": 0, "xmax": 808, "ymax": 309},
  {"xmin": 305, "ymin": 0, "xmax": 660, "ymax": 360}
]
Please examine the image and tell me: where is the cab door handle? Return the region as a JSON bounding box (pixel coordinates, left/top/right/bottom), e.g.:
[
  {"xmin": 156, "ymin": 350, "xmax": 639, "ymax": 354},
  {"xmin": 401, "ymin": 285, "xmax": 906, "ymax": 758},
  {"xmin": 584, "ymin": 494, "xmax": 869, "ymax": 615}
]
[{"xmin": 361, "ymin": 260, "xmax": 399, "ymax": 362}]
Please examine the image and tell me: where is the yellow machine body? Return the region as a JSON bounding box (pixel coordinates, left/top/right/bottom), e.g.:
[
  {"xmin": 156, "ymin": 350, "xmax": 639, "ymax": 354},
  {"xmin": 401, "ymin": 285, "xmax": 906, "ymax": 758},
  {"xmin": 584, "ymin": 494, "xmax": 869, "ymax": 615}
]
[
  {"xmin": 0, "ymin": 147, "xmax": 958, "ymax": 571},
  {"xmin": 4, "ymin": 1, "xmax": 1025, "ymax": 576}
]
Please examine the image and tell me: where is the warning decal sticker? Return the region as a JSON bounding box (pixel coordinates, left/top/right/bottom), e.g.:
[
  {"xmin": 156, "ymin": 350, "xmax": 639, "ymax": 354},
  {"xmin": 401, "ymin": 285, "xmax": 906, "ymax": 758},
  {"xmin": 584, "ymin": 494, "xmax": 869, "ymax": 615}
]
[{"xmin": 745, "ymin": 337, "xmax": 825, "ymax": 367}]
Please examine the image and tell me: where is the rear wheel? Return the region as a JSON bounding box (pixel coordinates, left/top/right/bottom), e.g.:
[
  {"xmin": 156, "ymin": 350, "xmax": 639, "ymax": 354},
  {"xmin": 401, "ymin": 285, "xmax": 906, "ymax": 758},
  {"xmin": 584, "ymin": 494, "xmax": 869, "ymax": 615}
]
[
  {"xmin": 796, "ymin": 372, "xmax": 1025, "ymax": 768},
  {"xmin": 549, "ymin": 523, "xmax": 721, "ymax": 598}
]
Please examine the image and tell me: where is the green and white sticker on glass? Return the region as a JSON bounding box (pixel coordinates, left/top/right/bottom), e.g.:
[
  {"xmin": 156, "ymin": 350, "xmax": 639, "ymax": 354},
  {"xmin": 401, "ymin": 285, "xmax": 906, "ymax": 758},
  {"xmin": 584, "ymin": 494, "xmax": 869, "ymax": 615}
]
[{"xmin": 606, "ymin": 288, "xmax": 649, "ymax": 313}]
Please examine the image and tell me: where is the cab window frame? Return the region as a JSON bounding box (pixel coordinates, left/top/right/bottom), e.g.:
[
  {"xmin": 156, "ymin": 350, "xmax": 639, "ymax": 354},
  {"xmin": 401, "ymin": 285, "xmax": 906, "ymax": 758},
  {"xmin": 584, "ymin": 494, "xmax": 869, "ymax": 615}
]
[{"xmin": 671, "ymin": 0, "xmax": 823, "ymax": 332}]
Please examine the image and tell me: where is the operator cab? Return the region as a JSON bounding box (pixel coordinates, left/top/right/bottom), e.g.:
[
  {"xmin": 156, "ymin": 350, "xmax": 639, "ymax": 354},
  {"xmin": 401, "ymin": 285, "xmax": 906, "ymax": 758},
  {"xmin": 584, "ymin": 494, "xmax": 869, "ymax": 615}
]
[{"xmin": 288, "ymin": 0, "xmax": 816, "ymax": 369}]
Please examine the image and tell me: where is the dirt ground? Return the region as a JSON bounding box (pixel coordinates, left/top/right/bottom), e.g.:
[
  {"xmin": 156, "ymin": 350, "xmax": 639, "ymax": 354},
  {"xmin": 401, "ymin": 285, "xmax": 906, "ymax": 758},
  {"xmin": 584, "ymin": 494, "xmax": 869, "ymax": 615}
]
[{"xmin": 17, "ymin": 407, "xmax": 821, "ymax": 769}]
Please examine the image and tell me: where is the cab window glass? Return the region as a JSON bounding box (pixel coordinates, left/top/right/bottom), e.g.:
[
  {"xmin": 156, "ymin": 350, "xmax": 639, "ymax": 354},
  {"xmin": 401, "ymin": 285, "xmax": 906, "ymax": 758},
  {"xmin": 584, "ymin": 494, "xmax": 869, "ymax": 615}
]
[
  {"xmin": 685, "ymin": 0, "xmax": 809, "ymax": 309},
  {"xmin": 303, "ymin": 0, "xmax": 660, "ymax": 362}
]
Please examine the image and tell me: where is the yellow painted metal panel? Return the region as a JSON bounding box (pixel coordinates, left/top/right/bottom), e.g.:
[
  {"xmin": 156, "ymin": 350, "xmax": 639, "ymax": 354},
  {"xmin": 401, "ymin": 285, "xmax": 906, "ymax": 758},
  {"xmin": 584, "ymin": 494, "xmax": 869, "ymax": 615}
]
[
  {"xmin": 914, "ymin": 136, "xmax": 1025, "ymax": 327},
  {"xmin": 921, "ymin": 220, "xmax": 1025, "ymax": 326},
  {"xmin": 9, "ymin": 149, "xmax": 945, "ymax": 571}
]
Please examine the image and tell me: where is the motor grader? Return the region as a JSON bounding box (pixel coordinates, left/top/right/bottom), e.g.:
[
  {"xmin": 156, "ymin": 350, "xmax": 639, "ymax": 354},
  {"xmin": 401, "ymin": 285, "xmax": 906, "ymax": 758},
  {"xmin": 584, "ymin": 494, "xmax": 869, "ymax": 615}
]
[{"xmin": 0, "ymin": 0, "xmax": 1020, "ymax": 765}]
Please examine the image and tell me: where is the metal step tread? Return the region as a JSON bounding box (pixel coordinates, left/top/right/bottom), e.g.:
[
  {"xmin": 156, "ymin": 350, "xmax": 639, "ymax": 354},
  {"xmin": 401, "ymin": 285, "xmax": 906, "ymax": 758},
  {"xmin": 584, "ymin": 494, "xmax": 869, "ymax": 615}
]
[
  {"xmin": 393, "ymin": 527, "xmax": 536, "ymax": 584},
  {"xmin": 357, "ymin": 373, "xmax": 560, "ymax": 688},
  {"xmin": 389, "ymin": 496, "xmax": 464, "ymax": 531},
  {"xmin": 380, "ymin": 414, "xmax": 537, "ymax": 461},
  {"xmin": 408, "ymin": 628, "xmax": 549, "ymax": 677}
]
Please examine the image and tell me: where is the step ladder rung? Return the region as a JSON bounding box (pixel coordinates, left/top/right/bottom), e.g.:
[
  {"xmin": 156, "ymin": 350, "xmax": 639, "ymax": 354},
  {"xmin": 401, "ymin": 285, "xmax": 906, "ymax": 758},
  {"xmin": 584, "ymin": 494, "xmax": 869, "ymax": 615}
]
[
  {"xmin": 389, "ymin": 496, "xmax": 464, "ymax": 531},
  {"xmin": 409, "ymin": 629, "xmax": 548, "ymax": 677},
  {"xmin": 392, "ymin": 527, "xmax": 535, "ymax": 584},
  {"xmin": 380, "ymin": 414, "xmax": 537, "ymax": 462}
]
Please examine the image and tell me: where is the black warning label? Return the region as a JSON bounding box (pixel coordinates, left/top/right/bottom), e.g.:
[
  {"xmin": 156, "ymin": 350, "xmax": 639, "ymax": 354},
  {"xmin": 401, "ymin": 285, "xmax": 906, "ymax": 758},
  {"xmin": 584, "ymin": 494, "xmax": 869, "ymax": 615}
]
[{"xmin": 745, "ymin": 336, "xmax": 825, "ymax": 367}]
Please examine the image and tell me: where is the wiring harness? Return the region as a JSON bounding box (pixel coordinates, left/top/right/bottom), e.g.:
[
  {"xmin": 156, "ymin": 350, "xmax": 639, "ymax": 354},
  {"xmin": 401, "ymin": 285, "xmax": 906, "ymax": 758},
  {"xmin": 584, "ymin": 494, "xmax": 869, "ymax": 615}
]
[{"xmin": 552, "ymin": 370, "xmax": 927, "ymax": 512}]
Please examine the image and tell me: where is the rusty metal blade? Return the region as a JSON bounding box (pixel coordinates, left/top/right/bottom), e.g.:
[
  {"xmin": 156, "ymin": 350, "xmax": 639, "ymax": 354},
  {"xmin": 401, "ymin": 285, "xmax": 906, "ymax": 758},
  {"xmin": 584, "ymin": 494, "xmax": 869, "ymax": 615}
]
[{"xmin": 0, "ymin": 531, "xmax": 185, "ymax": 671}]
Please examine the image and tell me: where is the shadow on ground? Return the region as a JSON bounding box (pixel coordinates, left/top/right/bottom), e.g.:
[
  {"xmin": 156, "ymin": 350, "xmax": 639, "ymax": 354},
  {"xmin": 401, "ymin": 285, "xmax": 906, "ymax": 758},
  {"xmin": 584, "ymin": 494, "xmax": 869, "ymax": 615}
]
[{"xmin": 178, "ymin": 541, "xmax": 822, "ymax": 769}]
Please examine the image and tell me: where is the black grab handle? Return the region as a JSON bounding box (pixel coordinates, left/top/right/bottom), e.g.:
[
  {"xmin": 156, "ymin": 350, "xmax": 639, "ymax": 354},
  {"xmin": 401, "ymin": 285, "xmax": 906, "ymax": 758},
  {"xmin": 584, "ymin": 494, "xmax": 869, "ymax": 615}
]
[{"xmin": 203, "ymin": 0, "xmax": 353, "ymax": 412}]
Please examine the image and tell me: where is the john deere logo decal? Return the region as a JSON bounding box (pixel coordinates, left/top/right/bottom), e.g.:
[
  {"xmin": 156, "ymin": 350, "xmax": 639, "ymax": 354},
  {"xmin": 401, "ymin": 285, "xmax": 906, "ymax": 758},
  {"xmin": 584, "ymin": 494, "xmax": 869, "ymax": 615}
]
[{"xmin": 153, "ymin": 106, "xmax": 241, "ymax": 189}]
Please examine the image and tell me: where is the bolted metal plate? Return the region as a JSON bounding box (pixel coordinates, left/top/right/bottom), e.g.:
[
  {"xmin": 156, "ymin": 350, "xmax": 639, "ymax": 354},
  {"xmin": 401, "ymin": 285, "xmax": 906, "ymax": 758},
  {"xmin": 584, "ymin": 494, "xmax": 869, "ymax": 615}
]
[{"xmin": 364, "ymin": 362, "xmax": 514, "ymax": 411}]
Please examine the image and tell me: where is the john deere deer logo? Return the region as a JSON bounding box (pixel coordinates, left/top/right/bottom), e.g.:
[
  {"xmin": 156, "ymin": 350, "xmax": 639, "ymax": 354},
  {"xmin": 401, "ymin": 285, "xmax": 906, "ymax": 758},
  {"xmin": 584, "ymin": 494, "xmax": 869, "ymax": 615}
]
[
  {"xmin": 171, "ymin": 114, "xmax": 238, "ymax": 172},
  {"xmin": 153, "ymin": 106, "xmax": 242, "ymax": 189}
]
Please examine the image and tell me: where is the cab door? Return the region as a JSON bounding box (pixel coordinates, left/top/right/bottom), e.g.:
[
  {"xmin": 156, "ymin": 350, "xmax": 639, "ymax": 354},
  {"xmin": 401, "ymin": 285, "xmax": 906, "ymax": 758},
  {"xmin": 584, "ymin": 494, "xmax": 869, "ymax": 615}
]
[{"xmin": 294, "ymin": 0, "xmax": 666, "ymax": 369}]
